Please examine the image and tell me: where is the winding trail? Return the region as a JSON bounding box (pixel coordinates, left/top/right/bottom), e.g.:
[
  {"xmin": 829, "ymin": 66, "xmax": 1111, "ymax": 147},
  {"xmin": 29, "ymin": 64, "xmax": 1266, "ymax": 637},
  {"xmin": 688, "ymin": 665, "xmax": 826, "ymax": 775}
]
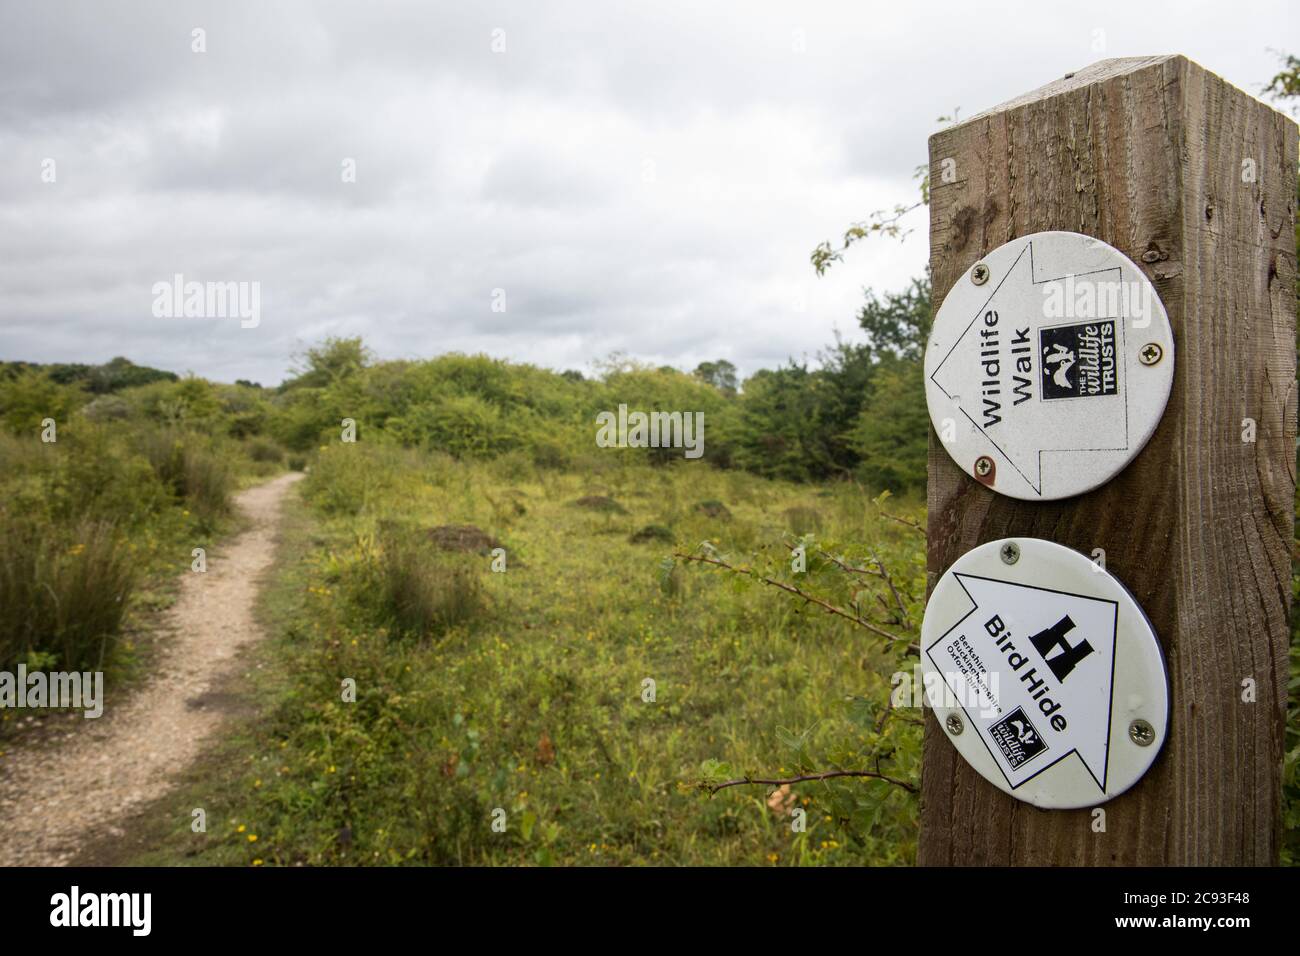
[{"xmin": 0, "ymin": 471, "xmax": 302, "ymax": 866}]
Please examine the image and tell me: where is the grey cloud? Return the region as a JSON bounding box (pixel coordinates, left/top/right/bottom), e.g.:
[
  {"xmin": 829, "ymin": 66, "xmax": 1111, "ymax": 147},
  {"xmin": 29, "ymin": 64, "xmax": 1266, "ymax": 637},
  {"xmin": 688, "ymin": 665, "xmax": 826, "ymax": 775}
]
[{"xmin": 0, "ymin": 0, "xmax": 1290, "ymax": 386}]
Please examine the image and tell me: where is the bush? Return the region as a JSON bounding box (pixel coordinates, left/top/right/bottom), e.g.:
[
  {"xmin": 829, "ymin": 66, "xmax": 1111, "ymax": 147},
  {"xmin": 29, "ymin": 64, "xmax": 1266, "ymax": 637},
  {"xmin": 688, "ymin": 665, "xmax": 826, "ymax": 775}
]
[
  {"xmin": 245, "ymin": 437, "xmax": 284, "ymax": 464},
  {"xmin": 0, "ymin": 369, "xmax": 84, "ymax": 435},
  {"xmin": 301, "ymin": 443, "xmax": 427, "ymax": 517}
]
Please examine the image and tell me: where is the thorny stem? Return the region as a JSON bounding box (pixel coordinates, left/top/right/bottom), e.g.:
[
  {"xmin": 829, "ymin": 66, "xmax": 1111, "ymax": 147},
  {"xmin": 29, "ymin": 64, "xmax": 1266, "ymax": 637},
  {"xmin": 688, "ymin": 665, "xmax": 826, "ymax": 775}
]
[
  {"xmin": 706, "ymin": 764, "xmax": 918, "ymax": 797},
  {"xmin": 673, "ymin": 551, "xmax": 919, "ymax": 655},
  {"xmin": 877, "ymin": 507, "xmax": 926, "ymax": 538}
]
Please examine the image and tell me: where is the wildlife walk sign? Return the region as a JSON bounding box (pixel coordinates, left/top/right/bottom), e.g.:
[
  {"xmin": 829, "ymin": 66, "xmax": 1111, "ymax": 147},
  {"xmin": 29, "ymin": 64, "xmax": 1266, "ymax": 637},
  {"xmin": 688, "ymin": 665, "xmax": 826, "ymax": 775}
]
[{"xmin": 923, "ymin": 231, "xmax": 1175, "ymax": 501}]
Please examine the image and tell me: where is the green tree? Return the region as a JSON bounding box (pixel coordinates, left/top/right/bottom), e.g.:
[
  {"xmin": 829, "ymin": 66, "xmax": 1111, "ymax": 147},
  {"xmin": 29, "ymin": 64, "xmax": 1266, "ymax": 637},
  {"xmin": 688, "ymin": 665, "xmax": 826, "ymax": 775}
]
[
  {"xmin": 285, "ymin": 337, "xmax": 372, "ymax": 391},
  {"xmin": 851, "ymin": 356, "xmax": 930, "ymax": 492},
  {"xmin": 856, "ymin": 274, "xmax": 932, "ymax": 363},
  {"xmin": 693, "ymin": 359, "xmax": 738, "ymax": 394}
]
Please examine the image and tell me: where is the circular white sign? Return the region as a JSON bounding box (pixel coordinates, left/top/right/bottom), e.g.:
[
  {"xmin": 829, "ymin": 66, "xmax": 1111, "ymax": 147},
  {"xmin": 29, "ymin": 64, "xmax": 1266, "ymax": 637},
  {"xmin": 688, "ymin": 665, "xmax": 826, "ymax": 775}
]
[
  {"xmin": 920, "ymin": 538, "xmax": 1168, "ymax": 809},
  {"xmin": 924, "ymin": 231, "xmax": 1174, "ymax": 500}
]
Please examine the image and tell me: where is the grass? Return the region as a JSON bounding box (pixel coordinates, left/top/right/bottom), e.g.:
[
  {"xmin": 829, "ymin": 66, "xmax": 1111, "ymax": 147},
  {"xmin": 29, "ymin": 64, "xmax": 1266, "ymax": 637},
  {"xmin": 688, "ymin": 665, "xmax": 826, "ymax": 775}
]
[
  {"xmin": 0, "ymin": 420, "xmax": 285, "ymax": 738},
  {"xmin": 0, "ymin": 517, "xmax": 136, "ymax": 671},
  {"xmin": 131, "ymin": 444, "xmax": 926, "ymax": 866}
]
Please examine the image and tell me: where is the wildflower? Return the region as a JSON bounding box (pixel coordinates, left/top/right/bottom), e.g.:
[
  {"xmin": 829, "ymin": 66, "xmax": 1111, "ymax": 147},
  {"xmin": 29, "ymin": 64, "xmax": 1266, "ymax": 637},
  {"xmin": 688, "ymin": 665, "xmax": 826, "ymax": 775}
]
[
  {"xmin": 236, "ymin": 824, "xmax": 246, "ymax": 833},
  {"xmin": 248, "ymin": 834, "xmax": 258, "ymax": 843}
]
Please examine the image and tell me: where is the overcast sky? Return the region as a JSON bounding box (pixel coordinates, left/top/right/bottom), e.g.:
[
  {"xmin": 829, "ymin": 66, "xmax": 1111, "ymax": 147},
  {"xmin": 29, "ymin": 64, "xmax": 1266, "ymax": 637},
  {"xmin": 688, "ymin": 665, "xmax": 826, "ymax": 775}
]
[{"xmin": 0, "ymin": 1, "xmax": 1293, "ymax": 385}]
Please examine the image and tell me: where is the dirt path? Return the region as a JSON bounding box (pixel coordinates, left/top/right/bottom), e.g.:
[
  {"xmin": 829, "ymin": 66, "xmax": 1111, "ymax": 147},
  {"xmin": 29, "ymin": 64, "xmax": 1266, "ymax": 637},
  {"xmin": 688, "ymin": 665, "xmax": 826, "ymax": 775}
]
[{"xmin": 0, "ymin": 471, "xmax": 303, "ymax": 866}]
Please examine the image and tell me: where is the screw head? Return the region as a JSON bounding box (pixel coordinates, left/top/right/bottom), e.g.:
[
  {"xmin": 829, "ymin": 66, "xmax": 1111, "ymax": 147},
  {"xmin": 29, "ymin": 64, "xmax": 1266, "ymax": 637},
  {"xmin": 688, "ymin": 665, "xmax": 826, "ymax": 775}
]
[
  {"xmin": 1129, "ymin": 719, "xmax": 1155, "ymax": 746},
  {"xmin": 971, "ymin": 263, "xmax": 990, "ymax": 285},
  {"xmin": 1139, "ymin": 343, "xmax": 1163, "ymax": 366},
  {"xmin": 1000, "ymin": 542, "xmax": 1020, "ymax": 565},
  {"xmin": 974, "ymin": 455, "xmax": 993, "ymax": 477},
  {"xmin": 945, "ymin": 714, "xmax": 964, "ymax": 736}
]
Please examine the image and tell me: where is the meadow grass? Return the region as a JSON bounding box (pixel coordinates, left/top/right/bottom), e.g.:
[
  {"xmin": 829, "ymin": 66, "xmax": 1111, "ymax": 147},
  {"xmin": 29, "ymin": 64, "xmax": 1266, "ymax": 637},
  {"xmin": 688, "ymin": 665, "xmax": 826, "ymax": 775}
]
[
  {"xmin": 0, "ymin": 421, "xmax": 287, "ymax": 737},
  {"xmin": 136, "ymin": 444, "xmax": 926, "ymax": 866}
]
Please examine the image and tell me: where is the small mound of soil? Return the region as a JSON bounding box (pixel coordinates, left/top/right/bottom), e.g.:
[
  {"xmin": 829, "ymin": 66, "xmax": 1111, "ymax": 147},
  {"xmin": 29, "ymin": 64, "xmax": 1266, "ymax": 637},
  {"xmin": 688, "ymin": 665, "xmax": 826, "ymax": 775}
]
[
  {"xmin": 426, "ymin": 524, "xmax": 502, "ymax": 553},
  {"xmin": 629, "ymin": 524, "xmax": 674, "ymax": 544},
  {"xmin": 572, "ymin": 495, "xmax": 628, "ymax": 514},
  {"xmin": 695, "ymin": 500, "xmax": 732, "ymax": 520}
]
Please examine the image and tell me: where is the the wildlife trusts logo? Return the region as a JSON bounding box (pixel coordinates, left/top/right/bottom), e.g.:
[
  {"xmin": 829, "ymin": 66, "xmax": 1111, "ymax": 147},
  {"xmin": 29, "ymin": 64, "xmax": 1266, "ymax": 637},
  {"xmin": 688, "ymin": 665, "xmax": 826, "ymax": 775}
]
[
  {"xmin": 989, "ymin": 706, "xmax": 1047, "ymax": 770},
  {"xmin": 1039, "ymin": 320, "xmax": 1118, "ymax": 400}
]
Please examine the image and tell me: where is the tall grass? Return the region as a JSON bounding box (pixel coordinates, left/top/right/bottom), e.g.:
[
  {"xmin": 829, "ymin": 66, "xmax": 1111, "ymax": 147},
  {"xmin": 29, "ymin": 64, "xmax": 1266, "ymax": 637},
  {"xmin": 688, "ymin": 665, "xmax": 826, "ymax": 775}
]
[
  {"xmin": 0, "ymin": 515, "xmax": 136, "ymax": 670},
  {"xmin": 351, "ymin": 523, "xmax": 485, "ymax": 639},
  {"xmin": 135, "ymin": 428, "xmax": 234, "ymax": 529},
  {"xmin": 0, "ymin": 418, "xmax": 263, "ymax": 676}
]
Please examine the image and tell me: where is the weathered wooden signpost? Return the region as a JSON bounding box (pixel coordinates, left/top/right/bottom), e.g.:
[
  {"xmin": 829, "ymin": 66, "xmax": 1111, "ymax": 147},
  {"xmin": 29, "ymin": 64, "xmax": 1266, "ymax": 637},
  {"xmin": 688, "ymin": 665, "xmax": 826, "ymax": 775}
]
[{"xmin": 920, "ymin": 56, "xmax": 1297, "ymax": 864}]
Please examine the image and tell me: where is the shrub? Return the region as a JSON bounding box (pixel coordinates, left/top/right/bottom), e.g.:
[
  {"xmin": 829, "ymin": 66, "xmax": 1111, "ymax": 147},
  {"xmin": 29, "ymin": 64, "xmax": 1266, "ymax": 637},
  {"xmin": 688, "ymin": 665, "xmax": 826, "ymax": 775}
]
[
  {"xmin": 245, "ymin": 436, "xmax": 284, "ymax": 464},
  {"xmin": 530, "ymin": 437, "xmax": 573, "ymax": 470},
  {"xmin": 302, "ymin": 443, "xmax": 425, "ymax": 517},
  {"xmin": 0, "ymin": 368, "xmax": 84, "ymax": 435}
]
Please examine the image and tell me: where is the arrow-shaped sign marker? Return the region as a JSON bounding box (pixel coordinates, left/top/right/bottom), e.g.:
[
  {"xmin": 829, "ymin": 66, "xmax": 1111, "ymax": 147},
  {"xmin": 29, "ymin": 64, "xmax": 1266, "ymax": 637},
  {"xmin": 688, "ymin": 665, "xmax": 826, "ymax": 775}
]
[
  {"xmin": 927, "ymin": 236, "xmax": 1135, "ymax": 496},
  {"xmin": 924, "ymin": 572, "xmax": 1119, "ymax": 793}
]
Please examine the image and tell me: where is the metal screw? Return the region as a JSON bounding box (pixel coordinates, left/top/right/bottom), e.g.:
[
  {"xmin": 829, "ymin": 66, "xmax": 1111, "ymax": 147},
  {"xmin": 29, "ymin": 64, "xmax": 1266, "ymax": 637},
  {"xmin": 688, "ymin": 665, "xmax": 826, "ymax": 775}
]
[
  {"xmin": 1139, "ymin": 343, "xmax": 1163, "ymax": 366},
  {"xmin": 971, "ymin": 263, "xmax": 990, "ymax": 285},
  {"xmin": 945, "ymin": 714, "xmax": 964, "ymax": 736},
  {"xmin": 1129, "ymin": 719, "xmax": 1155, "ymax": 746},
  {"xmin": 1000, "ymin": 542, "xmax": 1020, "ymax": 565},
  {"xmin": 974, "ymin": 456, "xmax": 993, "ymax": 477}
]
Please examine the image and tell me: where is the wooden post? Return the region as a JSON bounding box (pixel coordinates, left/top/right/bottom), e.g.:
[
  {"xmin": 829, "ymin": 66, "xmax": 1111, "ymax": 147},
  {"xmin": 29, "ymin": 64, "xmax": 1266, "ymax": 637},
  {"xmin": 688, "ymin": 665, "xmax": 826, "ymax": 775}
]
[{"xmin": 921, "ymin": 56, "xmax": 1297, "ymax": 865}]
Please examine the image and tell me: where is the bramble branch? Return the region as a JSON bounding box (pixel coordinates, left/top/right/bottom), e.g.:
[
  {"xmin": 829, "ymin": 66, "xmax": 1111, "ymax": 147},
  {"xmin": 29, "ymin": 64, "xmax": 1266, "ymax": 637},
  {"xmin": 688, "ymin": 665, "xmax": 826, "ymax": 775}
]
[
  {"xmin": 705, "ymin": 765, "xmax": 918, "ymax": 797},
  {"xmin": 673, "ymin": 551, "xmax": 918, "ymax": 654}
]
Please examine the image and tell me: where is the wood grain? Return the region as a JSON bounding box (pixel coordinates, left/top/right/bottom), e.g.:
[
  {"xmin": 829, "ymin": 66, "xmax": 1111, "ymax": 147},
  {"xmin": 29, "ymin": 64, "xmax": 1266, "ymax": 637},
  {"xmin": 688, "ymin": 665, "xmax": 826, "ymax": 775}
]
[{"xmin": 920, "ymin": 56, "xmax": 1297, "ymax": 865}]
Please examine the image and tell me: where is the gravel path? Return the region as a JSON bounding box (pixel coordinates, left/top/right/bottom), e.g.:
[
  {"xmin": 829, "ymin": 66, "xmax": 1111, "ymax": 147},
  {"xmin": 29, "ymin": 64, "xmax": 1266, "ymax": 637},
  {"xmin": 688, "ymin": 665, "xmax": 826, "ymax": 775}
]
[{"xmin": 0, "ymin": 471, "xmax": 302, "ymax": 866}]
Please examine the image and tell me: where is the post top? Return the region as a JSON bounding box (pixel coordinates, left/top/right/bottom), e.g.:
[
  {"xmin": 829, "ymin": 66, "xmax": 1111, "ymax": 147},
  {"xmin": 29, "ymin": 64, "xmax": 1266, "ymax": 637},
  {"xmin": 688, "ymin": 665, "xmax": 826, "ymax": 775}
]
[{"xmin": 958, "ymin": 55, "xmax": 1183, "ymax": 126}]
